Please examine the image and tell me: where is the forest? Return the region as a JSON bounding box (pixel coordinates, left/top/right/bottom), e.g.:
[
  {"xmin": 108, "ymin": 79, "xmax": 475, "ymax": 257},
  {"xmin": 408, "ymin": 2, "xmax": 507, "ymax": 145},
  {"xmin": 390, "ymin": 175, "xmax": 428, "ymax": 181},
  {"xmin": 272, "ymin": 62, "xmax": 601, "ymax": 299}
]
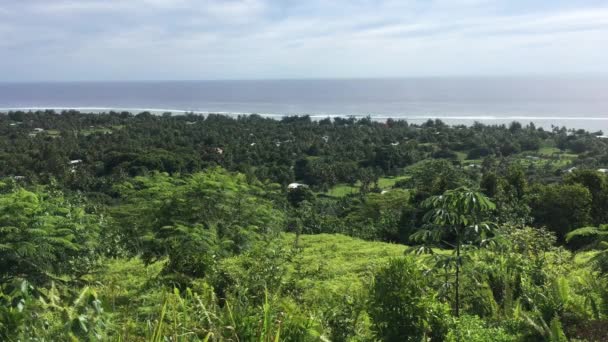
[{"xmin": 1, "ymin": 109, "xmax": 608, "ymax": 341}]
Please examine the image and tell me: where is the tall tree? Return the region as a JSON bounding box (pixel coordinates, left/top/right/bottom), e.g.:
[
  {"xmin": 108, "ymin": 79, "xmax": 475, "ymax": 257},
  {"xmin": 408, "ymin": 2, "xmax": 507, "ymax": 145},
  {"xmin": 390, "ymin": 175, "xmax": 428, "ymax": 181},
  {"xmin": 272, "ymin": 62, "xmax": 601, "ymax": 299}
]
[
  {"xmin": 411, "ymin": 187, "xmax": 496, "ymax": 316},
  {"xmin": 528, "ymin": 183, "xmax": 592, "ymax": 241}
]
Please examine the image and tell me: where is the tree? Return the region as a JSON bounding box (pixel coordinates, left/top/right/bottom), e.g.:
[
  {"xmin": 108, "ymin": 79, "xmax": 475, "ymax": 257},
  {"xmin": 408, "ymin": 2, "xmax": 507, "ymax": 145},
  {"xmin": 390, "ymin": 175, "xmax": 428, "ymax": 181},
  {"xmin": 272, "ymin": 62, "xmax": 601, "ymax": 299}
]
[
  {"xmin": 0, "ymin": 186, "xmax": 102, "ymax": 285},
  {"xmin": 112, "ymin": 168, "xmax": 284, "ymax": 278},
  {"xmin": 480, "ymin": 172, "xmax": 498, "ymax": 198},
  {"xmin": 565, "ymin": 170, "xmax": 608, "ymax": 225},
  {"xmin": 344, "ymin": 189, "xmax": 412, "ymax": 242},
  {"xmin": 403, "ymin": 159, "xmax": 469, "ymax": 198},
  {"xmin": 411, "ymin": 187, "xmax": 496, "ymax": 316},
  {"xmin": 528, "ymin": 183, "xmax": 592, "ymax": 242},
  {"xmin": 504, "ymin": 164, "xmax": 527, "ymax": 200}
]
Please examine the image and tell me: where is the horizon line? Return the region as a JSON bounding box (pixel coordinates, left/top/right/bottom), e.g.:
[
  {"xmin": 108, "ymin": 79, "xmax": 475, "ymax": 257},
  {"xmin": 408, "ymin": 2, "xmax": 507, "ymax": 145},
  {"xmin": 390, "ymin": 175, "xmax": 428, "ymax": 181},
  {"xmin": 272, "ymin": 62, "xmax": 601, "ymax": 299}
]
[{"xmin": 3, "ymin": 72, "xmax": 608, "ymax": 84}]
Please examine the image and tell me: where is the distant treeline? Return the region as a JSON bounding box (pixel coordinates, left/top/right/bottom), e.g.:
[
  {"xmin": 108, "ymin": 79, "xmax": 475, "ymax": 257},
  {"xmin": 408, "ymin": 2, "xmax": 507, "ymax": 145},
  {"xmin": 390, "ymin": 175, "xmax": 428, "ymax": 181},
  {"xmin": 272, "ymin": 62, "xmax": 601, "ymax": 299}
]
[{"xmin": 1, "ymin": 110, "xmax": 606, "ymax": 194}]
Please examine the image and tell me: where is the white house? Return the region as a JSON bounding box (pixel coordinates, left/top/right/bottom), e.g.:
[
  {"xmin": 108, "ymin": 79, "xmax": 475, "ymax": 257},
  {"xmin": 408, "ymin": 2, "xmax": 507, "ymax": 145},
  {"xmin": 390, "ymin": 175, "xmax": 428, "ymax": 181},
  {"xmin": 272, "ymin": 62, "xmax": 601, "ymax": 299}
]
[{"xmin": 288, "ymin": 183, "xmax": 307, "ymax": 189}]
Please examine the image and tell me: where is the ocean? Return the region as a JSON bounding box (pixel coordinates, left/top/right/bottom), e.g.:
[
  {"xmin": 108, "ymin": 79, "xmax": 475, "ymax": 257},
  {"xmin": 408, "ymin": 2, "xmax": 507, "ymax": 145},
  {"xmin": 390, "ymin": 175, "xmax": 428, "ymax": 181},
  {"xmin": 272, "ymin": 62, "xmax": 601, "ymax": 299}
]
[{"xmin": 1, "ymin": 77, "xmax": 607, "ymax": 132}]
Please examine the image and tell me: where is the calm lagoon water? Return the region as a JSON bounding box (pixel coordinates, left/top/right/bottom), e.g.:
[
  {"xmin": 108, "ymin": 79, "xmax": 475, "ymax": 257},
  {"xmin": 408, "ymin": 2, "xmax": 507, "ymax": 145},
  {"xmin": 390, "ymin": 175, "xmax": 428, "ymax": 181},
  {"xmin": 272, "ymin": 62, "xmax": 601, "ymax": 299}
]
[{"xmin": 1, "ymin": 77, "xmax": 607, "ymax": 132}]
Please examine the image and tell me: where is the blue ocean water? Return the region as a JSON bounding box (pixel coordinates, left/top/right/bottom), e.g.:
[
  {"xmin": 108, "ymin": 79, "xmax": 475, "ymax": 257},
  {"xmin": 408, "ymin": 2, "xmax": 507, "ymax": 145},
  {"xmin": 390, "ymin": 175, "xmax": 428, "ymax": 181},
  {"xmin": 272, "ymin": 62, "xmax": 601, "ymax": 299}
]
[{"xmin": 1, "ymin": 77, "xmax": 607, "ymax": 132}]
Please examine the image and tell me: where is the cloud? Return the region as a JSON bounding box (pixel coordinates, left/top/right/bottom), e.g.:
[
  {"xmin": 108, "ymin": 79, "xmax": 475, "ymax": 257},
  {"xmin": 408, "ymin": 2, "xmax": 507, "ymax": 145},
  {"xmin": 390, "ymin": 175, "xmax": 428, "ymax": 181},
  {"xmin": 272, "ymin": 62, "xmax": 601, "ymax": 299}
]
[{"xmin": 0, "ymin": 0, "xmax": 607, "ymax": 81}]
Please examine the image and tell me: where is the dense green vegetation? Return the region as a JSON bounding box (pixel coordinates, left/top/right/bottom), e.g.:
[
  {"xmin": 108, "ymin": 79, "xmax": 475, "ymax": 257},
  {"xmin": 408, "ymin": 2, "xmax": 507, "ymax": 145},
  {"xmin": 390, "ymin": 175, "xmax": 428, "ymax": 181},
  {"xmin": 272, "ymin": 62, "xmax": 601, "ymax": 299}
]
[{"xmin": 1, "ymin": 110, "xmax": 608, "ymax": 341}]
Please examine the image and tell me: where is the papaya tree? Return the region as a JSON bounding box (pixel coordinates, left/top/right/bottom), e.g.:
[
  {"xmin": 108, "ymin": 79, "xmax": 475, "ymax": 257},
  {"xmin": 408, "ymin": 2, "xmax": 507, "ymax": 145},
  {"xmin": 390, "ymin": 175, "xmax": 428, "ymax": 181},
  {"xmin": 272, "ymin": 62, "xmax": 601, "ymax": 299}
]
[{"xmin": 411, "ymin": 187, "xmax": 496, "ymax": 316}]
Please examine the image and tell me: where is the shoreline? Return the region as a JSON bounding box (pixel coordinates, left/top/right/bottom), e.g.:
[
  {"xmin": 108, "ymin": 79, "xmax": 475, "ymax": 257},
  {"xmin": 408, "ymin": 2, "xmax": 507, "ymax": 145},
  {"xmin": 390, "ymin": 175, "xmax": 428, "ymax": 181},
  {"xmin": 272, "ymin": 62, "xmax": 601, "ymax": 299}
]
[{"xmin": 1, "ymin": 107, "xmax": 607, "ymax": 132}]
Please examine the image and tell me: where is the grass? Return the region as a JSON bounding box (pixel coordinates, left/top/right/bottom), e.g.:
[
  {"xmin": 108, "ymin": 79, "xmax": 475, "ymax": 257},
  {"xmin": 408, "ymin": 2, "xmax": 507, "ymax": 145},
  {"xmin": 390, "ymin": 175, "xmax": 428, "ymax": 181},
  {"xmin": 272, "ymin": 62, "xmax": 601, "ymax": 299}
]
[
  {"xmin": 79, "ymin": 125, "xmax": 124, "ymax": 136},
  {"xmin": 219, "ymin": 233, "xmax": 411, "ymax": 306},
  {"xmin": 224, "ymin": 233, "xmax": 449, "ymax": 305},
  {"xmin": 90, "ymin": 257, "xmax": 166, "ymax": 323},
  {"xmin": 80, "ymin": 127, "xmax": 114, "ymax": 136},
  {"xmin": 324, "ymin": 175, "xmax": 411, "ymax": 197},
  {"xmin": 377, "ymin": 175, "xmax": 410, "ymax": 188},
  {"xmin": 89, "ymin": 232, "xmax": 599, "ymax": 340},
  {"xmin": 325, "ymin": 183, "xmax": 359, "ymax": 197},
  {"xmin": 90, "ymin": 234, "xmax": 413, "ymax": 324},
  {"xmin": 538, "ymin": 147, "xmax": 562, "ymax": 156},
  {"xmin": 455, "ymin": 151, "xmax": 468, "ymax": 161},
  {"xmin": 46, "ymin": 129, "xmax": 61, "ymax": 137}
]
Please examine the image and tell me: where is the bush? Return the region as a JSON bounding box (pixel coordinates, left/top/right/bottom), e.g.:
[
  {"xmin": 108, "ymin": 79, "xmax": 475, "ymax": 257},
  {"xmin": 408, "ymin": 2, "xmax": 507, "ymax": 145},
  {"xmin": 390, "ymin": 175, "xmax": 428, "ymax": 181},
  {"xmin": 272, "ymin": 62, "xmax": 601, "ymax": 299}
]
[
  {"xmin": 446, "ymin": 315, "xmax": 516, "ymax": 342},
  {"xmin": 369, "ymin": 257, "xmax": 449, "ymax": 341}
]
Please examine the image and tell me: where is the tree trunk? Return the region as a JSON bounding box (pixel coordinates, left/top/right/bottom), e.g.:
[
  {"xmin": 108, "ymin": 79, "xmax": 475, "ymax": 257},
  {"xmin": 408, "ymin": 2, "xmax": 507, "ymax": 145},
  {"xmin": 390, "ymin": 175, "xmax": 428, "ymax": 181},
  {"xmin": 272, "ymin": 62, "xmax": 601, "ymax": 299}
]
[{"xmin": 455, "ymin": 230, "xmax": 461, "ymax": 317}]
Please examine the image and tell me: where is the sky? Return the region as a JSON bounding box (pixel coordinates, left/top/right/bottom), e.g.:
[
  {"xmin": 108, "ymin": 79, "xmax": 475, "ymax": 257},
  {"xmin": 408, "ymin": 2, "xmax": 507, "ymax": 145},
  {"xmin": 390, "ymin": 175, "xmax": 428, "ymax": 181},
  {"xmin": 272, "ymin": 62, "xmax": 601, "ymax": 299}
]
[{"xmin": 1, "ymin": 0, "xmax": 607, "ymax": 81}]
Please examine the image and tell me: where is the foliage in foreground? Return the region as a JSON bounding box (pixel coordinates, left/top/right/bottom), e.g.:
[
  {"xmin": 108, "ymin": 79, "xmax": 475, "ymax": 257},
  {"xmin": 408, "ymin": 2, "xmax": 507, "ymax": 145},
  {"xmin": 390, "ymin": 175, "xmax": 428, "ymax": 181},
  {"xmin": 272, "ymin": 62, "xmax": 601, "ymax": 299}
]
[{"xmin": 0, "ymin": 116, "xmax": 607, "ymax": 341}]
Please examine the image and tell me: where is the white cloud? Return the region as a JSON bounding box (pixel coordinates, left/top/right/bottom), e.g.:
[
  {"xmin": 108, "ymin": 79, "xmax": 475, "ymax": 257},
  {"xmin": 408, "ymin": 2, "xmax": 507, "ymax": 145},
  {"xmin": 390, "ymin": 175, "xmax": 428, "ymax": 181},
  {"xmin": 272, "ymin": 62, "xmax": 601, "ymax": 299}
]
[{"xmin": 1, "ymin": 0, "xmax": 607, "ymax": 80}]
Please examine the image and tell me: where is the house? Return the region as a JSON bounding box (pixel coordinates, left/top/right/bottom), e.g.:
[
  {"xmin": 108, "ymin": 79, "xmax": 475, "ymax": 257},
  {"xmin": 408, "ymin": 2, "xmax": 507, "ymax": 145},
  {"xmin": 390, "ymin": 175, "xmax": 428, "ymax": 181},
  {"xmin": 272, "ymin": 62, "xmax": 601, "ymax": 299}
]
[
  {"xmin": 288, "ymin": 183, "xmax": 307, "ymax": 189},
  {"xmin": 598, "ymin": 169, "xmax": 608, "ymax": 173},
  {"xmin": 29, "ymin": 128, "xmax": 45, "ymax": 137},
  {"xmin": 69, "ymin": 160, "xmax": 83, "ymax": 165},
  {"xmin": 565, "ymin": 167, "xmax": 577, "ymax": 173}
]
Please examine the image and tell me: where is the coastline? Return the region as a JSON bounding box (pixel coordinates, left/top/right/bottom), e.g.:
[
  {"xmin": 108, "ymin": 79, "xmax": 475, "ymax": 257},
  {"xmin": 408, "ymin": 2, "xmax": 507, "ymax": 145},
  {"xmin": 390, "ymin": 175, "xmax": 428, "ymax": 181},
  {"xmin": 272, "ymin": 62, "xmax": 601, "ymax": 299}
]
[{"xmin": 1, "ymin": 107, "xmax": 607, "ymax": 132}]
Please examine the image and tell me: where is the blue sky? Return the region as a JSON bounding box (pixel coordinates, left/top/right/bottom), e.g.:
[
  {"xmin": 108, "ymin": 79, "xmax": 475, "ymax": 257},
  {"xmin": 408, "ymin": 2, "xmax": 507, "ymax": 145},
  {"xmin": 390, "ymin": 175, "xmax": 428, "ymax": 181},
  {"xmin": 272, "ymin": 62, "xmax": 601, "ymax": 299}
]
[{"xmin": 1, "ymin": 0, "xmax": 607, "ymax": 81}]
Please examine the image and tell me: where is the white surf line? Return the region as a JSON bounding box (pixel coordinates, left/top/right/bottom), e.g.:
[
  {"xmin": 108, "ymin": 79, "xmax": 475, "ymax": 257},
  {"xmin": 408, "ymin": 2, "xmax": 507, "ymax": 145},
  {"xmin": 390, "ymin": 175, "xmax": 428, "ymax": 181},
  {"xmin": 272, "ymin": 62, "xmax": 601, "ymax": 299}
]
[{"xmin": 0, "ymin": 107, "xmax": 607, "ymax": 121}]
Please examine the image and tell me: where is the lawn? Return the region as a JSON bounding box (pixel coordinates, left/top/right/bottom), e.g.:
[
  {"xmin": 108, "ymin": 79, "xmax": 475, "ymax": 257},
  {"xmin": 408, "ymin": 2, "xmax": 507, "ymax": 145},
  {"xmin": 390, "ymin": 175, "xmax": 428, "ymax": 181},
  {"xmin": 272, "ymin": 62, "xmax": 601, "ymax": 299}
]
[
  {"xmin": 325, "ymin": 183, "xmax": 359, "ymax": 197},
  {"xmin": 80, "ymin": 127, "xmax": 114, "ymax": 136},
  {"xmin": 538, "ymin": 146, "xmax": 562, "ymax": 156},
  {"xmin": 377, "ymin": 175, "xmax": 410, "ymax": 188},
  {"xmin": 324, "ymin": 175, "xmax": 411, "ymax": 197}
]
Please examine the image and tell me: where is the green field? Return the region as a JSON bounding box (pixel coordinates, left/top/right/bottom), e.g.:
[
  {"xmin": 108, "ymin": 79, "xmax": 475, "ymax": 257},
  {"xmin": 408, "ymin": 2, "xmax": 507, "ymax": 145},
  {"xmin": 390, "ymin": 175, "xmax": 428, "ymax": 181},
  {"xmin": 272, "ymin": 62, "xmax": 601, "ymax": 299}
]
[
  {"xmin": 324, "ymin": 175, "xmax": 410, "ymax": 197},
  {"xmin": 325, "ymin": 183, "xmax": 359, "ymax": 197}
]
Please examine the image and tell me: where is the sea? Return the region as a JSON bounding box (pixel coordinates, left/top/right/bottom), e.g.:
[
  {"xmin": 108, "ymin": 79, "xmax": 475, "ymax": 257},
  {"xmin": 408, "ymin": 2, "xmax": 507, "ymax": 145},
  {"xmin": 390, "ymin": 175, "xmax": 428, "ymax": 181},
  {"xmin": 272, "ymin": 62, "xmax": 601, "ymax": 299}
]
[{"xmin": 1, "ymin": 77, "xmax": 607, "ymax": 132}]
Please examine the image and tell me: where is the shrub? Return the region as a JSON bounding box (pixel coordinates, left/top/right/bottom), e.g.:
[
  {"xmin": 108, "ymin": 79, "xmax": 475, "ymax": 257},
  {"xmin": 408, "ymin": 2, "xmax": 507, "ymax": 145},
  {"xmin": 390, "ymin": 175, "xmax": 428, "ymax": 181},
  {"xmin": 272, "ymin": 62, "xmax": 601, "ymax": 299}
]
[
  {"xmin": 446, "ymin": 314, "xmax": 516, "ymax": 342},
  {"xmin": 369, "ymin": 257, "xmax": 449, "ymax": 341}
]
